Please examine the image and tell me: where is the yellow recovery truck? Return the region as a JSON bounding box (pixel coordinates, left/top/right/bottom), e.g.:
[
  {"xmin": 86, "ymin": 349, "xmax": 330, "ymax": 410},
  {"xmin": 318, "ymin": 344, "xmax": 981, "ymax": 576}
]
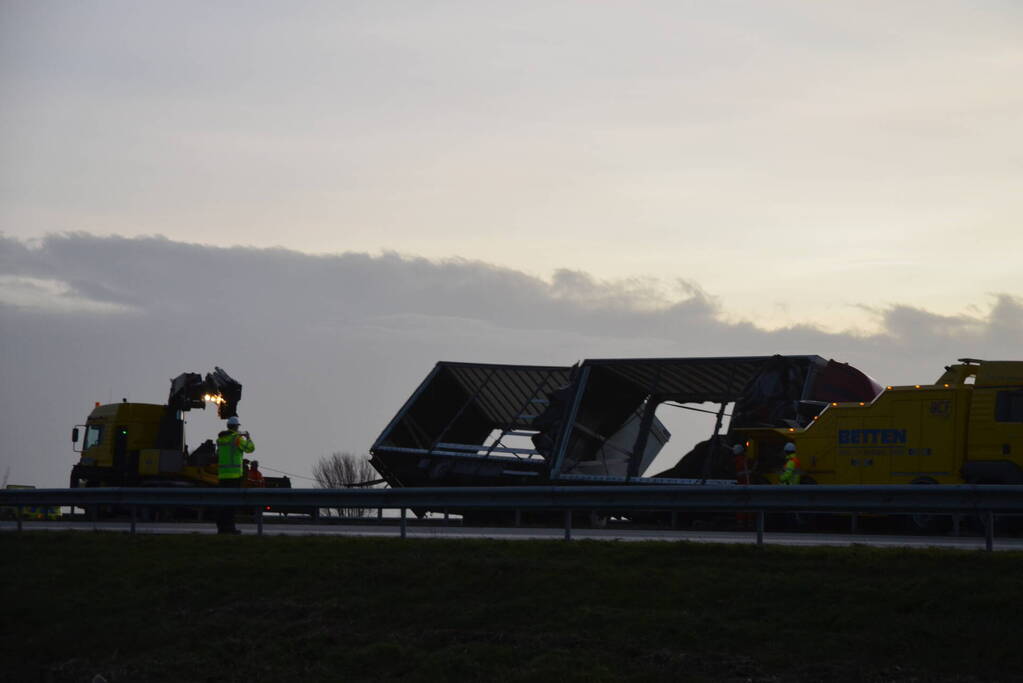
[
  {"xmin": 739, "ymin": 358, "xmax": 1023, "ymax": 488},
  {"xmin": 69, "ymin": 368, "xmax": 291, "ymax": 515}
]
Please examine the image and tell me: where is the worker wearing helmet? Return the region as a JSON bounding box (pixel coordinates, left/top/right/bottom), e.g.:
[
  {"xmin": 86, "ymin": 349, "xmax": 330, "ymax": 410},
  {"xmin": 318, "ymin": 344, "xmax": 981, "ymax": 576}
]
[
  {"xmin": 778, "ymin": 442, "xmax": 801, "ymax": 485},
  {"xmin": 215, "ymin": 415, "xmax": 255, "ymax": 534},
  {"xmin": 246, "ymin": 459, "xmax": 265, "ymax": 488}
]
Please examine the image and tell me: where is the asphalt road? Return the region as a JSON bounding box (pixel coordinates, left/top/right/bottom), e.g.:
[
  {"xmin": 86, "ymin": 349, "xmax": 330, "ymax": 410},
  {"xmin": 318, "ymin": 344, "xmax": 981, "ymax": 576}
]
[{"xmin": 3, "ymin": 519, "xmax": 1022, "ymax": 551}]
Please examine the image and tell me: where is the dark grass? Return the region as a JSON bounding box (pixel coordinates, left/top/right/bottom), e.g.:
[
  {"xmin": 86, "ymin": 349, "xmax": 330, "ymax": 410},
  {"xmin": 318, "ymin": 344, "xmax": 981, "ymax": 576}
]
[{"xmin": 2, "ymin": 533, "xmax": 1021, "ymax": 682}]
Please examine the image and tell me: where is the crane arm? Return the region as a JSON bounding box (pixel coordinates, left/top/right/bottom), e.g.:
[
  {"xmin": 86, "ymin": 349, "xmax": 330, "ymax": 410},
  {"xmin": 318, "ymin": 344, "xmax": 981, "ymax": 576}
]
[{"xmin": 167, "ymin": 367, "xmax": 243, "ymax": 418}]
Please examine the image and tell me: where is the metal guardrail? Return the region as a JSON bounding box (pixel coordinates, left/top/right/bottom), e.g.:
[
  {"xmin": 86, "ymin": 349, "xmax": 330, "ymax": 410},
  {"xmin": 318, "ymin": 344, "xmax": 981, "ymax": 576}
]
[{"xmin": 3, "ymin": 485, "xmax": 1022, "ymax": 549}]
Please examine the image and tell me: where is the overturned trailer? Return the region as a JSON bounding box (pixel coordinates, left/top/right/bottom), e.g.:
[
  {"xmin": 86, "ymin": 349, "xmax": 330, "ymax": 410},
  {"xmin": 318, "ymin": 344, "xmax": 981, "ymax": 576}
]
[{"xmin": 369, "ymin": 355, "xmax": 881, "ymax": 495}]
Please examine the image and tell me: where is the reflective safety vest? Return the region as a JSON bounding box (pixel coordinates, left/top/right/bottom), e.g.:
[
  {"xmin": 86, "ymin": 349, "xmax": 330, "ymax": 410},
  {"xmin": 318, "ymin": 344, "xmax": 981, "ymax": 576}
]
[
  {"xmin": 779, "ymin": 454, "xmax": 801, "ymax": 485},
  {"xmin": 217, "ymin": 431, "xmax": 255, "ymax": 480}
]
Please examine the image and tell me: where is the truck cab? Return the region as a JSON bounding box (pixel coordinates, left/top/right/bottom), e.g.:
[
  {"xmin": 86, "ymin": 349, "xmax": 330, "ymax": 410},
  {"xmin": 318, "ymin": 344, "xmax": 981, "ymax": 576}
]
[{"xmin": 71, "ymin": 401, "xmax": 220, "ymax": 488}]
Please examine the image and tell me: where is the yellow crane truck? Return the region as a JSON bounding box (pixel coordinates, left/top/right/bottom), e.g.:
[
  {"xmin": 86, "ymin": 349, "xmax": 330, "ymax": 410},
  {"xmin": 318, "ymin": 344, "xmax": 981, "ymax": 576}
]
[
  {"xmin": 69, "ymin": 368, "xmax": 290, "ymax": 514},
  {"xmin": 738, "ymin": 358, "xmax": 1023, "ymax": 488}
]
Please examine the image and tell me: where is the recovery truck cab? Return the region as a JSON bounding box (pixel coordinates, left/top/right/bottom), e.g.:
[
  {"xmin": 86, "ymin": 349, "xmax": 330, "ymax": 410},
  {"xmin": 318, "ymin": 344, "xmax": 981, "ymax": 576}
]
[{"xmin": 737, "ymin": 359, "xmax": 1023, "ymax": 486}]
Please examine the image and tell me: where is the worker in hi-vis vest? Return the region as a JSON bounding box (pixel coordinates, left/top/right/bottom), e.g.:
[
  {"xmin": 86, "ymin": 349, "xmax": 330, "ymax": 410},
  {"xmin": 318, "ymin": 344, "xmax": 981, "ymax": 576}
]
[
  {"xmin": 779, "ymin": 442, "xmax": 801, "ymax": 485},
  {"xmin": 216, "ymin": 415, "xmax": 255, "ymax": 534}
]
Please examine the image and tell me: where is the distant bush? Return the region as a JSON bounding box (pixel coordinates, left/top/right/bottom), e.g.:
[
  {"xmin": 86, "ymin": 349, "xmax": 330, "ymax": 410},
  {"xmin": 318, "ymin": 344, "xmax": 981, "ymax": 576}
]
[{"xmin": 312, "ymin": 451, "xmax": 379, "ymax": 518}]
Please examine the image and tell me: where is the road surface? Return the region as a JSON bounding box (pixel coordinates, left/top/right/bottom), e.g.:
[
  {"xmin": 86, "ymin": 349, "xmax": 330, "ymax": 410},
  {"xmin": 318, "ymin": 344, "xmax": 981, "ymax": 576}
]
[{"xmin": 3, "ymin": 519, "xmax": 1021, "ymax": 551}]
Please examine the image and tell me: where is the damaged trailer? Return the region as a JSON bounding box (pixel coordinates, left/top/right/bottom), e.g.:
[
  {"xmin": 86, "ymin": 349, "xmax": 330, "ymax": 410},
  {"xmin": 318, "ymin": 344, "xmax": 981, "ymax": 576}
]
[
  {"xmin": 368, "ymin": 356, "xmax": 881, "ymax": 490},
  {"xmin": 369, "ymin": 355, "xmax": 881, "ymax": 503}
]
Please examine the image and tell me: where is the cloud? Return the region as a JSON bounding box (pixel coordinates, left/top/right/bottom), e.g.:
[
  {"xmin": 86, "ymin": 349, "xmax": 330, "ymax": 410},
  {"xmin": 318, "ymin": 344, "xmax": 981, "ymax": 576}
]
[{"xmin": 2, "ymin": 232, "xmax": 1020, "ymax": 488}]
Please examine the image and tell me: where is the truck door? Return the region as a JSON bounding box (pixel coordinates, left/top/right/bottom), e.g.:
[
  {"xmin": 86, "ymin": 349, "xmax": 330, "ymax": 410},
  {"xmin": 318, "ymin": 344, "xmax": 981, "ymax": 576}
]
[
  {"xmin": 114, "ymin": 425, "xmax": 128, "ymax": 472},
  {"xmin": 915, "ymin": 393, "xmax": 959, "ymax": 481}
]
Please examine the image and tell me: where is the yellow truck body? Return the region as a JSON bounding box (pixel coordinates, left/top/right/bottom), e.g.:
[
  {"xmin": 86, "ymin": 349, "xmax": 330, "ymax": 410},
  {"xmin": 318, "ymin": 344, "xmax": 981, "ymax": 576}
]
[
  {"xmin": 72, "ymin": 402, "xmax": 220, "ymax": 488},
  {"xmin": 738, "ymin": 360, "xmax": 1023, "ymax": 486}
]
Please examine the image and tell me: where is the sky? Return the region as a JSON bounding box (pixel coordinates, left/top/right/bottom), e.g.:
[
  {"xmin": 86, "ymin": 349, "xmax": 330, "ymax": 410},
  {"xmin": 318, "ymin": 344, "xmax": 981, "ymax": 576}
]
[{"xmin": 1, "ymin": 2, "xmax": 1022, "ymax": 487}]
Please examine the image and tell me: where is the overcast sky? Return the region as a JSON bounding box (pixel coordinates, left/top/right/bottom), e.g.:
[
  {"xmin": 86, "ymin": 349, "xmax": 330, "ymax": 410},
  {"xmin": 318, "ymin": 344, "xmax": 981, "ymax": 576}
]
[{"xmin": 1, "ymin": 2, "xmax": 1022, "ymax": 486}]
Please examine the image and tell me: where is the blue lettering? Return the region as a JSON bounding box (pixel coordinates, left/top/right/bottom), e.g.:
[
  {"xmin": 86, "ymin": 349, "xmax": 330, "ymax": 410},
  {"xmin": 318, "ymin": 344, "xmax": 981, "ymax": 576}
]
[{"xmin": 837, "ymin": 428, "xmax": 908, "ymax": 447}]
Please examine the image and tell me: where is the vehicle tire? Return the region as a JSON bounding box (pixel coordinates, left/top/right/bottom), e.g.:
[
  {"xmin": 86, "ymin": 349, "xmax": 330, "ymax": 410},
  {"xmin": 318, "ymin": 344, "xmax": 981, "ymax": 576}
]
[
  {"xmin": 906, "ymin": 477, "xmax": 952, "ymax": 534},
  {"xmin": 965, "ymin": 479, "xmax": 1014, "ymax": 535}
]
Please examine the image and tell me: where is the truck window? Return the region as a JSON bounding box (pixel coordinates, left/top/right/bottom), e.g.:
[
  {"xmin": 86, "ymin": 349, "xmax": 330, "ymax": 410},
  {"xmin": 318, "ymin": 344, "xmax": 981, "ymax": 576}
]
[
  {"xmin": 84, "ymin": 425, "xmax": 104, "ymax": 449},
  {"xmin": 995, "ymin": 391, "xmax": 1023, "ymax": 422}
]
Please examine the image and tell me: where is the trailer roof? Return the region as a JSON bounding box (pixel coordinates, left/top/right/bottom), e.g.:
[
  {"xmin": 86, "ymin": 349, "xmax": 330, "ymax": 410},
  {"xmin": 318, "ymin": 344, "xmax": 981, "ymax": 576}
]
[
  {"xmin": 371, "ymin": 362, "xmax": 574, "ymax": 452},
  {"xmin": 579, "ymin": 355, "xmax": 827, "ymax": 403},
  {"xmin": 438, "ymin": 361, "xmax": 575, "ymax": 426}
]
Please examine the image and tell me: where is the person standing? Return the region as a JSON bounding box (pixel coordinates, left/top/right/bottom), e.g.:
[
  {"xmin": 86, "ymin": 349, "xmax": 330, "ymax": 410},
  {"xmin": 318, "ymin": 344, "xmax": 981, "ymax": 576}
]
[
  {"xmin": 733, "ymin": 443, "xmax": 752, "ymax": 485},
  {"xmin": 779, "ymin": 442, "xmax": 801, "ymax": 485},
  {"xmin": 216, "ymin": 415, "xmax": 255, "ymax": 534},
  {"xmin": 247, "ymin": 460, "xmax": 265, "ymax": 487}
]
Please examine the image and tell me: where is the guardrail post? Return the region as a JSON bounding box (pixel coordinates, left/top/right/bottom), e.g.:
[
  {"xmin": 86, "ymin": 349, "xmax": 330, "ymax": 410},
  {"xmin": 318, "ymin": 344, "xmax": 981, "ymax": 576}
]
[
  {"xmin": 257, "ymin": 508, "xmax": 264, "ymax": 536},
  {"xmin": 16, "ymin": 506, "xmax": 22, "ymax": 533},
  {"xmin": 514, "ymin": 509, "xmax": 521, "ymax": 527},
  {"xmin": 130, "ymin": 505, "xmax": 137, "ymax": 535},
  {"xmin": 850, "ymin": 513, "xmax": 858, "ymax": 534},
  {"xmin": 756, "ymin": 510, "xmax": 764, "ymax": 547},
  {"xmin": 444, "ymin": 508, "xmax": 449, "ymax": 525},
  {"xmin": 985, "ymin": 511, "xmax": 994, "ymax": 552},
  {"xmin": 564, "ymin": 510, "xmax": 572, "ymax": 541},
  {"xmin": 670, "ymin": 511, "xmax": 678, "ymax": 529},
  {"xmin": 400, "ymin": 507, "xmax": 407, "ymax": 539},
  {"xmin": 953, "ymin": 514, "xmax": 961, "ymax": 537},
  {"xmin": 377, "ymin": 507, "xmax": 383, "ymax": 521}
]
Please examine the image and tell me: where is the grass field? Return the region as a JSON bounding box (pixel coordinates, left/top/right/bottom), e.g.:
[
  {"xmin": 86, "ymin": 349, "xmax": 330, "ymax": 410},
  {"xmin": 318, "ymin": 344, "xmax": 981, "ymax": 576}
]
[{"xmin": 3, "ymin": 532, "xmax": 1021, "ymax": 682}]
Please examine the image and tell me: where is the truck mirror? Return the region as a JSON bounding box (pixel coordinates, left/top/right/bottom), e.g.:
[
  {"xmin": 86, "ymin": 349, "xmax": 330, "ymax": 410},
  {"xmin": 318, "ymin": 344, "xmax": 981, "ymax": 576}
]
[{"xmin": 72, "ymin": 427, "xmax": 80, "ymax": 443}]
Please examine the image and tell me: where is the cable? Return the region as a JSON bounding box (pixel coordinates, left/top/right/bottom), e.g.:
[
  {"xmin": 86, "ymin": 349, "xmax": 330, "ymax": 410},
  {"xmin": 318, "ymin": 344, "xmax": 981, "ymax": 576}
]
[
  {"xmin": 662, "ymin": 401, "xmax": 732, "ymax": 417},
  {"xmin": 259, "ymin": 466, "xmax": 319, "ymax": 482}
]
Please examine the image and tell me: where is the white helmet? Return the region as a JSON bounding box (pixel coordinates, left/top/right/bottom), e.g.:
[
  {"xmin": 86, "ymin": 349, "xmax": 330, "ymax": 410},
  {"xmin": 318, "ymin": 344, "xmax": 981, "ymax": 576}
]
[
  {"xmin": 226, "ymin": 416, "xmax": 241, "ymax": 427},
  {"xmin": 783, "ymin": 442, "xmax": 796, "ymax": 453}
]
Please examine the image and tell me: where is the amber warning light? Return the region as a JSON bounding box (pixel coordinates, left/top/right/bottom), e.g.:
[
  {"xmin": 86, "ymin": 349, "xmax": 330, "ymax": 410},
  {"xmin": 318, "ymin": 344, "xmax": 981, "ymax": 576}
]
[{"xmin": 203, "ymin": 394, "xmax": 226, "ymax": 405}]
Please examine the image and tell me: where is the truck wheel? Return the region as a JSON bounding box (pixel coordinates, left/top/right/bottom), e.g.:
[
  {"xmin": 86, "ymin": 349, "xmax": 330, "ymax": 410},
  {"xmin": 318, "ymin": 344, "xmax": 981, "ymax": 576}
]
[
  {"xmin": 965, "ymin": 479, "xmax": 1016, "ymax": 535},
  {"xmin": 907, "ymin": 478, "xmax": 951, "ymax": 534}
]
